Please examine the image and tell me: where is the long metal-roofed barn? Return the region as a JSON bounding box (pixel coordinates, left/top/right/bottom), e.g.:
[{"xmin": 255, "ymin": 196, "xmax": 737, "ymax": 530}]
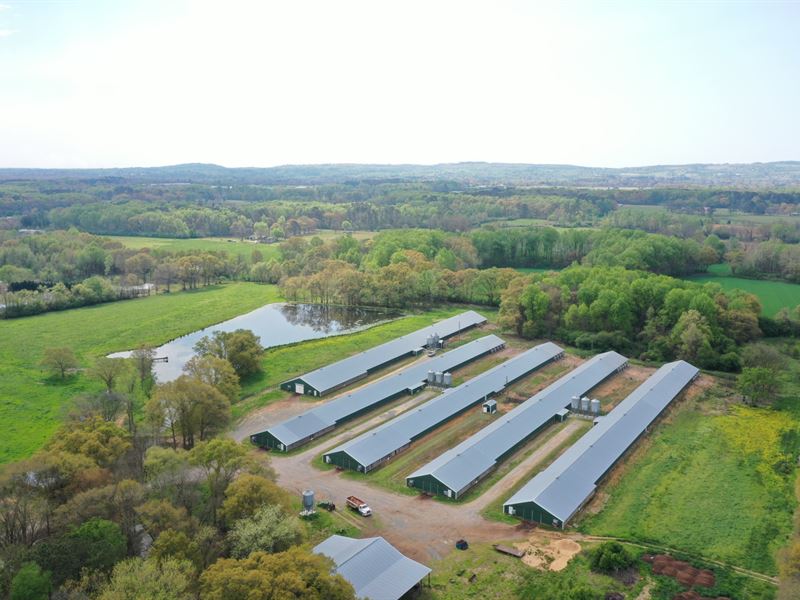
[
  {"xmin": 323, "ymin": 342, "xmax": 564, "ymax": 473},
  {"xmin": 504, "ymin": 360, "xmax": 699, "ymax": 528},
  {"xmin": 280, "ymin": 310, "xmax": 486, "ymax": 396},
  {"xmin": 407, "ymin": 351, "xmax": 629, "ymax": 499},
  {"xmin": 251, "ymin": 334, "xmax": 505, "ymax": 452},
  {"xmin": 313, "ymin": 534, "xmax": 431, "ymax": 600}
]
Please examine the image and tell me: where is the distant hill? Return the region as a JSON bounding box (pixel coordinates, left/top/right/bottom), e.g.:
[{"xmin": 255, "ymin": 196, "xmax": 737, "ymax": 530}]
[{"xmin": 1, "ymin": 161, "xmax": 799, "ymax": 188}]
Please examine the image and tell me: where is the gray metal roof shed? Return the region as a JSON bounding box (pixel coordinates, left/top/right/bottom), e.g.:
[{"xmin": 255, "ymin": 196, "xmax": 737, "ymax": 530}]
[
  {"xmin": 325, "ymin": 342, "xmax": 563, "ymax": 471},
  {"xmin": 258, "ymin": 335, "xmax": 505, "ymax": 450},
  {"xmin": 504, "ymin": 360, "xmax": 699, "ymax": 526},
  {"xmin": 284, "ymin": 310, "xmax": 486, "ymax": 395},
  {"xmin": 407, "ymin": 351, "xmax": 628, "ymax": 498},
  {"xmin": 313, "ymin": 535, "xmax": 430, "ymax": 600}
]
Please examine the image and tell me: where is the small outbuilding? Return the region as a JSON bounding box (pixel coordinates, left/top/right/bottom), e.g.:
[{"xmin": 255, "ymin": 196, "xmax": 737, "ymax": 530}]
[
  {"xmin": 482, "ymin": 399, "xmax": 497, "ymax": 414},
  {"xmin": 313, "ymin": 534, "xmax": 430, "ymax": 600}
]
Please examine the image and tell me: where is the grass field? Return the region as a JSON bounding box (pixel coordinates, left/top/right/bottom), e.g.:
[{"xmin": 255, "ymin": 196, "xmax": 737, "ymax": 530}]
[
  {"xmin": 0, "ymin": 282, "xmax": 281, "ymax": 464},
  {"xmin": 686, "ymin": 264, "xmax": 800, "ymax": 315},
  {"xmin": 107, "ymin": 235, "xmax": 280, "ymax": 260},
  {"xmin": 581, "ymin": 392, "xmax": 799, "ymax": 576},
  {"xmin": 108, "ymin": 230, "xmax": 376, "ymax": 258}
]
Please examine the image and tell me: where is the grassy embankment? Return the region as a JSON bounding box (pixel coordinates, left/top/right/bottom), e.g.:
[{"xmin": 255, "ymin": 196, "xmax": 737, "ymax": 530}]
[{"xmin": 0, "ymin": 282, "xmax": 281, "ymax": 464}]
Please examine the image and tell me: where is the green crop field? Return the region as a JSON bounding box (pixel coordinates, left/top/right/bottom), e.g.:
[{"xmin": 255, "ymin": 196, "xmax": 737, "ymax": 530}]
[
  {"xmin": 0, "ymin": 282, "xmax": 281, "ymax": 464},
  {"xmin": 581, "ymin": 396, "xmax": 800, "ymax": 576},
  {"xmin": 686, "ymin": 265, "xmax": 800, "ymax": 316},
  {"xmin": 108, "ymin": 235, "xmax": 280, "ymax": 260}
]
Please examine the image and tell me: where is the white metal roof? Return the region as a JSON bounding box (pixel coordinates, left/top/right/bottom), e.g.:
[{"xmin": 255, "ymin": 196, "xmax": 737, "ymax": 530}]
[
  {"xmin": 325, "ymin": 342, "xmax": 563, "ymax": 468},
  {"xmin": 408, "ymin": 351, "xmax": 628, "ymax": 495},
  {"xmin": 504, "ymin": 360, "xmax": 698, "ymax": 524},
  {"xmin": 264, "ymin": 335, "xmax": 505, "ymax": 447},
  {"xmin": 313, "ymin": 535, "xmax": 430, "ymax": 600},
  {"xmin": 287, "ymin": 311, "xmax": 486, "ymax": 394}
]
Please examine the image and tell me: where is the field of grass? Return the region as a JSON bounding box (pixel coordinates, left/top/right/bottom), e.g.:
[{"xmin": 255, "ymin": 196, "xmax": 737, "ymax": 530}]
[
  {"xmin": 581, "ymin": 393, "xmax": 800, "ymax": 576},
  {"xmin": 107, "ymin": 235, "xmax": 280, "ymax": 260},
  {"xmin": 0, "ymin": 282, "xmax": 281, "ymax": 464},
  {"xmin": 686, "ymin": 265, "xmax": 800, "ymax": 315}
]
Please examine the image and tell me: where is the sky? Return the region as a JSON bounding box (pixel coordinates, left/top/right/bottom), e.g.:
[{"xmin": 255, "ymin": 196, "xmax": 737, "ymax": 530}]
[{"xmin": 0, "ymin": 0, "xmax": 798, "ymax": 169}]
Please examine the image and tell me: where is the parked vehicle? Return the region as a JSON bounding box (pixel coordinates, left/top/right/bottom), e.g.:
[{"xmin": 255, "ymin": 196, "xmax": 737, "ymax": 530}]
[
  {"xmin": 318, "ymin": 501, "xmax": 336, "ymax": 512},
  {"xmin": 346, "ymin": 495, "xmax": 372, "ymax": 517}
]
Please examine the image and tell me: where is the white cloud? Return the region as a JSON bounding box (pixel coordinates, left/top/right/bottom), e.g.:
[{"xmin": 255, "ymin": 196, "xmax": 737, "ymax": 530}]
[{"xmin": 0, "ymin": 29, "xmax": 14, "ymax": 37}]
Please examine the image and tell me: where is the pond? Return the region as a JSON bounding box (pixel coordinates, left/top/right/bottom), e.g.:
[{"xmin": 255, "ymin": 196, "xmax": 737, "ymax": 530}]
[{"xmin": 109, "ymin": 303, "xmax": 398, "ymax": 382}]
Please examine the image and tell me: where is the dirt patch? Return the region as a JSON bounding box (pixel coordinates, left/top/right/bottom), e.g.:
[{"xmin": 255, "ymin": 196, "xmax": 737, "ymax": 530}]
[
  {"xmin": 589, "ymin": 364, "xmax": 653, "ymax": 410},
  {"xmin": 514, "ymin": 535, "xmax": 581, "ymax": 571},
  {"xmin": 642, "ymin": 554, "xmax": 718, "ymax": 590}
]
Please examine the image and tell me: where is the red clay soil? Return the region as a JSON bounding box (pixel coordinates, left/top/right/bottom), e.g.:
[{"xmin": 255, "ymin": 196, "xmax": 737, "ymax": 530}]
[{"xmin": 642, "ymin": 554, "xmax": 728, "ymax": 600}]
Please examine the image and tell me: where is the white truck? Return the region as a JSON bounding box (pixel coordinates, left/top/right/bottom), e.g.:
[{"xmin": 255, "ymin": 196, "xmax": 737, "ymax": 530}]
[{"xmin": 346, "ymin": 495, "xmax": 372, "ymax": 517}]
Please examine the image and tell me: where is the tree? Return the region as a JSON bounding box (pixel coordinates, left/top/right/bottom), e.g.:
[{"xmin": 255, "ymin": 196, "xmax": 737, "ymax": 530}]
[
  {"xmin": 135, "ymin": 499, "xmax": 196, "ymax": 539},
  {"xmin": 71, "ymin": 518, "xmax": 126, "ymax": 571},
  {"xmin": 40, "ymin": 347, "xmax": 78, "ymax": 379},
  {"xmin": 90, "ymin": 357, "xmax": 129, "ymax": 393},
  {"xmin": 189, "ymin": 439, "xmax": 251, "ymax": 525},
  {"xmin": 146, "ymin": 376, "xmax": 230, "ymax": 449},
  {"xmin": 47, "ymin": 416, "xmax": 131, "ymax": 468},
  {"xmin": 741, "ymin": 343, "xmax": 786, "ymax": 371},
  {"xmin": 228, "ymin": 505, "xmax": 304, "ymax": 557},
  {"xmin": 671, "ymin": 309, "xmax": 713, "ymax": 365},
  {"xmin": 143, "ymin": 447, "xmax": 199, "ymax": 512},
  {"xmin": 220, "ymin": 474, "xmax": 291, "ymax": 525},
  {"xmin": 71, "ymin": 391, "xmax": 126, "ymax": 422},
  {"xmin": 97, "ymin": 557, "xmax": 193, "ymax": 600},
  {"xmin": 200, "ymin": 548, "xmax": 355, "ymax": 600},
  {"xmin": 194, "ymin": 329, "xmax": 264, "ymax": 379},
  {"xmin": 149, "ymin": 526, "xmax": 221, "ymax": 572},
  {"xmin": 589, "ymin": 541, "xmax": 634, "ymax": 573},
  {"xmin": 10, "ymin": 563, "xmax": 51, "ymax": 600},
  {"xmin": 131, "ymin": 345, "xmax": 155, "ymax": 389},
  {"xmin": 737, "ymin": 367, "xmax": 782, "ymax": 406},
  {"xmin": 183, "ymin": 354, "xmax": 240, "ymax": 403}
]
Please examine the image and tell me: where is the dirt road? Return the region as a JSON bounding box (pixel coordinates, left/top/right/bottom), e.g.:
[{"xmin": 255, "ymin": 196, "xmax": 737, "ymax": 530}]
[{"xmin": 241, "ymin": 403, "xmax": 584, "ymax": 562}]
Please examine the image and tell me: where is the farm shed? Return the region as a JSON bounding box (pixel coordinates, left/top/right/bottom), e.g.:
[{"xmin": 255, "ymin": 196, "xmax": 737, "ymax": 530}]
[
  {"xmin": 251, "ymin": 335, "xmax": 504, "ymax": 452},
  {"xmin": 407, "ymin": 351, "xmax": 628, "ymax": 499},
  {"xmin": 504, "ymin": 360, "xmax": 699, "ymax": 528},
  {"xmin": 279, "ymin": 310, "xmax": 486, "ymax": 396},
  {"xmin": 313, "ymin": 535, "xmax": 431, "ymax": 600},
  {"xmin": 322, "ymin": 336, "xmax": 545, "ymax": 472}
]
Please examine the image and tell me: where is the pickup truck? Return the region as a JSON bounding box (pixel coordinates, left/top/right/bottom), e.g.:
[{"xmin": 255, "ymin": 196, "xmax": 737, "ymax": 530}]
[{"xmin": 346, "ymin": 495, "xmax": 372, "ymax": 517}]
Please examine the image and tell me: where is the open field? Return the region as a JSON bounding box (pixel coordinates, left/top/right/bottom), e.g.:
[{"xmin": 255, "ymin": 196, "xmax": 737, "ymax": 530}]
[
  {"xmin": 107, "ymin": 234, "xmax": 280, "ymax": 260},
  {"xmin": 580, "ymin": 390, "xmax": 800, "ymax": 576},
  {"xmin": 0, "ymin": 282, "xmax": 281, "ymax": 464},
  {"xmin": 686, "ymin": 268, "xmax": 800, "ymax": 315}
]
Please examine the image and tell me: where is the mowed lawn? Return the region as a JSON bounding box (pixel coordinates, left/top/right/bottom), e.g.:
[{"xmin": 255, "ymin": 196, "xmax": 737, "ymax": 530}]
[
  {"xmin": 0, "ymin": 283, "xmax": 281, "ymax": 464},
  {"xmin": 108, "ymin": 235, "xmax": 280, "ymax": 260},
  {"xmin": 686, "ymin": 264, "xmax": 800, "ymax": 316},
  {"xmin": 581, "ymin": 403, "xmax": 799, "ymax": 575}
]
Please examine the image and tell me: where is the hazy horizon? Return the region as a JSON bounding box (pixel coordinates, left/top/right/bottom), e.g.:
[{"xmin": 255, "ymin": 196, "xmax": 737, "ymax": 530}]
[{"xmin": 1, "ymin": 0, "xmax": 799, "ymax": 169}]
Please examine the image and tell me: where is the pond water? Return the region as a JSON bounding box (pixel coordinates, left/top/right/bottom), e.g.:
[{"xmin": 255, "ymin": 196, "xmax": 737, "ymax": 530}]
[{"xmin": 109, "ymin": 303, "xmax": 397, "ymax": 382}]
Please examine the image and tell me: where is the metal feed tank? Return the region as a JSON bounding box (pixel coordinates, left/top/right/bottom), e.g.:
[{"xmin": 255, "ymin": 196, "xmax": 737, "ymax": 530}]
[
  {"xmin": 570, "ymin": 395, "xmax": 580, "ymax": 410},
  {"xmin": 580, "ymin": 396, "xmax": 590, "ymax": 412},
  {"xmin": 435, "ymin": 371, "xmax": 444, "ymax": 385},
  {"xmin": 302, "ymin": 490, "xmax": 315, "ymax": 512},
  {"xmin": 443, "ymin": 372, "xmax": 453, "ymax": 386},
  {"xmin": 590, "ymin": 398, "xmax": 601, "ymax": 414},
  {"xmin": 427, "ymin": 370, "xmax": 435, "ymax": 383}
]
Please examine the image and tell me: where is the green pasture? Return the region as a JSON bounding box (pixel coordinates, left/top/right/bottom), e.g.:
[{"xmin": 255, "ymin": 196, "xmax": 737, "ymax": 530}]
[
  {"xmin": 107, "ymin": 235, "xmax": 279, "ymax": 260},
  {"xmin": 0, "ymin": 283, "xmax": 281, "ymax": 464},
  {"xmin": 687, "ymin": 264, "xmax": 800, "ymax": 315}
]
